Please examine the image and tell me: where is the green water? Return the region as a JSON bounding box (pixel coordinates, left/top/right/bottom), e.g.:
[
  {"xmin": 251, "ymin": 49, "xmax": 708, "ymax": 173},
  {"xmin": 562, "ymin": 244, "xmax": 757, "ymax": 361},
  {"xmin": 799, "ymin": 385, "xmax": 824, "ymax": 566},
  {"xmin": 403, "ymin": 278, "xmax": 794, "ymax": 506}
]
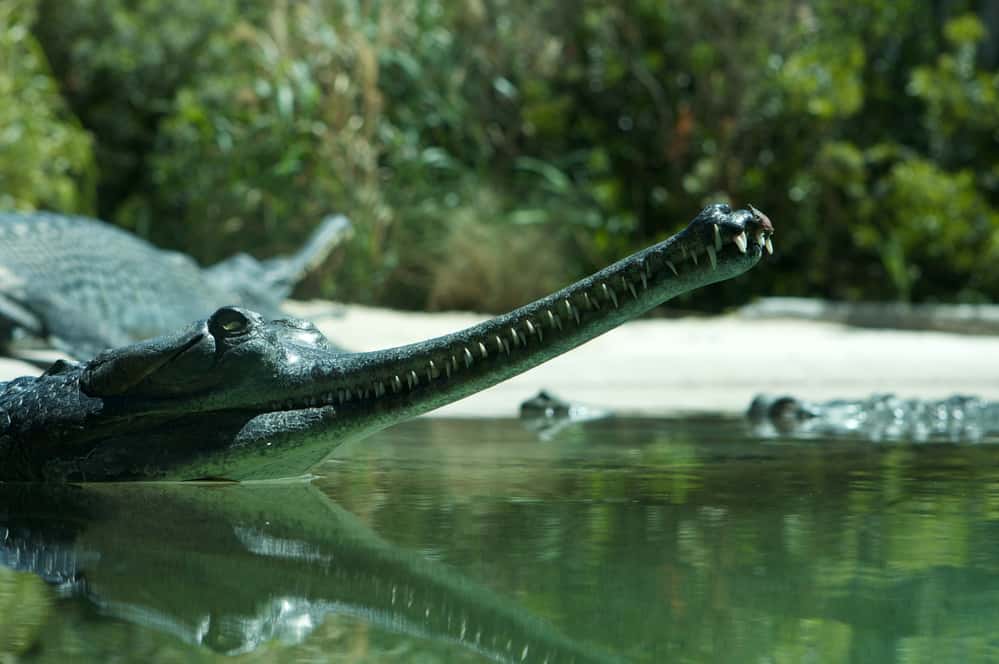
[{"xmin": 3, "ymin": 417, "xmax": 999, "ymax": 663}]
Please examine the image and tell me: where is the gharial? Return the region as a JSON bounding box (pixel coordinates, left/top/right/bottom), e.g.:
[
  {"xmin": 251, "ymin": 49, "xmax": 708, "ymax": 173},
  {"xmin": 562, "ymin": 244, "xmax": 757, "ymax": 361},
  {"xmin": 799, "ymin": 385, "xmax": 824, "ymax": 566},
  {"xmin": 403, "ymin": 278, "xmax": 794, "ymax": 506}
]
[
  {"xmin": 0, "ymin": 204, "xmax": 774, "ymax": 482},
  {"xmin": 0, "ymin": 211, "xmax": 352, "ymax": 359}
]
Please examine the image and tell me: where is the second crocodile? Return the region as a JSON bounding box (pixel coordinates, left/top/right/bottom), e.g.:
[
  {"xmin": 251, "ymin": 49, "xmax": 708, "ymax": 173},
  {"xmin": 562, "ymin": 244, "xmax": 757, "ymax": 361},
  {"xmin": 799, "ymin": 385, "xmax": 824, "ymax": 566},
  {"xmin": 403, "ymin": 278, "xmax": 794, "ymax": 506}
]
[{"xmin": 0, "ymin": 211, "xmax": 352, "ymax": 358}]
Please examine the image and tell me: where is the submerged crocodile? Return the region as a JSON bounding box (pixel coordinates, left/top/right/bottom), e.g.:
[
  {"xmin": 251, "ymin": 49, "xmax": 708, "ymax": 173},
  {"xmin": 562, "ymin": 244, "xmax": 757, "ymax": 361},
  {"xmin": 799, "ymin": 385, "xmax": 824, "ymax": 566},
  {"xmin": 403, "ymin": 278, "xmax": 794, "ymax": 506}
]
[
  {"xmin": 0, "ymin": 211, "xmax": 352, "ymax": 359},
  {"xmin": 0, "ymin": 204, "xmax": 774, "ymax": 481},
  {"xmin": 748, "ymin": 392, "xmax": 999, "ymax": 442},
  {"xmin": 519, "ymin": 390, "xmax": 612, "ymax": 440}
]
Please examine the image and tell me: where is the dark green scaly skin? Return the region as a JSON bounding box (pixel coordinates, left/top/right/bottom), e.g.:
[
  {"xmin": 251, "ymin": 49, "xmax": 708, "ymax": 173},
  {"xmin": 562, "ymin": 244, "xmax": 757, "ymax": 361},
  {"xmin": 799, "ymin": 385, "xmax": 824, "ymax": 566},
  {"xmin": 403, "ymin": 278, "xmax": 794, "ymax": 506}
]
[{"xmin": 0, "ymin": 204, "xmax": 774, "ymax": 482}]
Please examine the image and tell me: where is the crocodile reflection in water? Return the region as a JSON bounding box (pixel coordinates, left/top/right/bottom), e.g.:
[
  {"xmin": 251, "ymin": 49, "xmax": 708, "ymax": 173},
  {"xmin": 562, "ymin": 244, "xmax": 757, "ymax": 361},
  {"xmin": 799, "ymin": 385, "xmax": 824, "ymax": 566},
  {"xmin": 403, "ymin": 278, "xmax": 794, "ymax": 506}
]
[
  {"xmin": 0, "ymin": 204, "xmax": 774, "ymax": 481},
  {"xmin": 0, "ymin": 483, "xmax": 620, "ymax": 661}
]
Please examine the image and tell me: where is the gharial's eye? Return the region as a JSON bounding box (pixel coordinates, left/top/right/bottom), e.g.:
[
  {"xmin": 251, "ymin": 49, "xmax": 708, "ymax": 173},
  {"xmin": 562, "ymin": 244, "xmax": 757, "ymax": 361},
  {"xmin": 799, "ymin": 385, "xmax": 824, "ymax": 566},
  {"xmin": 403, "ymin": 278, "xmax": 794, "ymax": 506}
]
[{"xmin": 209, "ymin": 307, "xmax": 256, "ymax": 338}]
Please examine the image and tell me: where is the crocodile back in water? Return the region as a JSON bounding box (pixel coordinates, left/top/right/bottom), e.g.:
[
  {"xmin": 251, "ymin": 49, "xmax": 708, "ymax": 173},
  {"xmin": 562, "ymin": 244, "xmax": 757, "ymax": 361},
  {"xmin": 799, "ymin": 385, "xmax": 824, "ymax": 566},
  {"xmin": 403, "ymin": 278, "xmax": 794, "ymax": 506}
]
[{"xmin": 0, "ymin": 211, "xmax": 351, "ymax": 359}]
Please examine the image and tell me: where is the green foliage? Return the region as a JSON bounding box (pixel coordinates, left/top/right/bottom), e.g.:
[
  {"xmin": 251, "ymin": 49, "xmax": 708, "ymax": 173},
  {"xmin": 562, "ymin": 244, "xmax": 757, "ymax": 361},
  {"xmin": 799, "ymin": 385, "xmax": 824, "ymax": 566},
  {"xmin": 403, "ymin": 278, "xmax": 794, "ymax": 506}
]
[
  {"xmin": 7, "ymin": 0, "xmax": 999, "ymax": 309},
  {"xmin": 0, "ymin": 0, "xmax": 95, "ymax": 212},
  {"xmin": 127, "ymin": 2, "xmax": 391, "ymax": 300},
  {"xmin": 33, "ymin": 0, "xmax": 254, "ymax": 218},
  {"xmin": 803, "ymin": 12, "xmax": 999, "ymax": 302},
  {"xmin": 781, "ymin": 39, "xmax": 866, "ymax": 119},
  {"xmin": 909, "ymin": 14, "xmax": 999, "ymax": 166}
]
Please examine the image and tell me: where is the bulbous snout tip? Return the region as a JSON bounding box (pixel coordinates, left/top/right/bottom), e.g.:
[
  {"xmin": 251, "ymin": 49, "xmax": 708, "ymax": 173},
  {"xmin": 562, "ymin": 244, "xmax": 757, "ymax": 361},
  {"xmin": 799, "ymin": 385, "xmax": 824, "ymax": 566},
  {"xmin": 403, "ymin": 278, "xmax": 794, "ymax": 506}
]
[{"xmin": 747, "ymin": 204, "xmax": 774, "ymax": 234}]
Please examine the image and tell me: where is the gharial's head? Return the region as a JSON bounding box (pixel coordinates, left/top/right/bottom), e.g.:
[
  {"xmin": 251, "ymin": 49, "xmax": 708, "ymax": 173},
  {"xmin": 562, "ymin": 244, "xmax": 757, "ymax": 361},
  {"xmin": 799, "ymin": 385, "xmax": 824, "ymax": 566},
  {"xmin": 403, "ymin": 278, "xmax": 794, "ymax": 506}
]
[
  {"xmin": 2, "ymin": 306, "xmax": 356, "ymax": 481},
  {"xmin": 80, "ymin": 307, "xmax": 339, "ymax": 407}
]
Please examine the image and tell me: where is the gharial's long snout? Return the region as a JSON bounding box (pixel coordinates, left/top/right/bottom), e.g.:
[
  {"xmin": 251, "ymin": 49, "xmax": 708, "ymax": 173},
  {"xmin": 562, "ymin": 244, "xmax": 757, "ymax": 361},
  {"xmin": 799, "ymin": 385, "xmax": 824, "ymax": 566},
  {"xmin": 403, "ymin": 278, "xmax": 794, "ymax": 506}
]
[{"xmin": 248, "ymin": 203, "xmax": 776, "ymax": 434}]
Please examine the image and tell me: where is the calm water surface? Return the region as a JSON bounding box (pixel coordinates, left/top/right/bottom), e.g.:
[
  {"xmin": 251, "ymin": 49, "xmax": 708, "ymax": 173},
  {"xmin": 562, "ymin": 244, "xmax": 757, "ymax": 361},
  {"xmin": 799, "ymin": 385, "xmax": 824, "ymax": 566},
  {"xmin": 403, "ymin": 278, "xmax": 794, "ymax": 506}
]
[{"xmin": 3, "ymin": 417, "xmax": 999, "ymax": 662}]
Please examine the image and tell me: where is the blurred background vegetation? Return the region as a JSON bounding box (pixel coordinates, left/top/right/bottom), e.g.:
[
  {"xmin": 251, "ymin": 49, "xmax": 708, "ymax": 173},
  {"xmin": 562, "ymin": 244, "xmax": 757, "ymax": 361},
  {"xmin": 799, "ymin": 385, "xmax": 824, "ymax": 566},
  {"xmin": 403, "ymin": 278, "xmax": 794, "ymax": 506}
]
[{"xmin": 3, "ymin": 0, "xmax": 999, "ymax": 311}]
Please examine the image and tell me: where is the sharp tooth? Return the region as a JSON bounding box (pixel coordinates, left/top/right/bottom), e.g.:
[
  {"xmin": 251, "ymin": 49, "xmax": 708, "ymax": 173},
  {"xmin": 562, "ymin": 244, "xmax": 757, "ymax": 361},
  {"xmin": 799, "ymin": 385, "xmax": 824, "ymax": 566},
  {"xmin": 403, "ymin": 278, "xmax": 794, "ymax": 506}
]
[
  {"xmin": 463, "ymin": 347, "xmax": 474, "ymax": 367},
  {"xmin": 547, "ymin": 309, "xmax": 562, "ymax": 331},
  {"xmin": 478, "ymin": 342, "xmax": 488, "ymax": 358},
  {"xmin": 426, "ymin": 361, "xmax": 435, "ymax": 381},
  {"xmin": 691, "ymin": 251, "xmax": 698, "ymax": 266},
  {"xmin": 713, "ymin": 224, "xmax": 722, "ymax": 251},
  {"xmin": 602, "ymin": 283, "xmax": 618, "ymax": 308},
  {"xmin": 393, "ymin": 375, "xmax": 403, "ymax": 392},
  {"xmin": 755, "ymin": 230, "xmax": 765, "ymax": 246},
  {"xmin": 409, "ymin": 370, "xmax": 419, "ymax": 388},
  {"xmin": 623, "ymin": 276, "xmax": 638, "ymax": 300},
  {"xmin": 639, "ymin": 270, "xmax": 648, "ymax": 290},
  {"xmin": 445, "ymin": 361, "xmax": 452, "ymax": 378},
  {"xmin": 666, "ymin": 260, "xmax": 678, "ymax": 276},
  {"xmin": 733, "ymin": 231, "xmax": 748, "ymax": 254},
  {"xmin": 526, "ymin": 319, "xmax": 542, "ymax": 342},
  {"xmin": 564, "ymin": 299, "xmax": 580, "ymax": 325},
  {"xmin": 510, "ymin": 327, "xmax": 521, "ymax": 347},
  {"xmin": 766, "ymin": 237, "xmax": 774, "ymax": 255},
  {"xmin": 706, "ymin": 245, "xmax": 717, "ymax": 269},
  {"xmin": 583, "ymin": 291, "xmax": 597, "ymax": 311},
  {"xmin": 495, "ymin": 335, "xmax": 504, "ymax": 354}
]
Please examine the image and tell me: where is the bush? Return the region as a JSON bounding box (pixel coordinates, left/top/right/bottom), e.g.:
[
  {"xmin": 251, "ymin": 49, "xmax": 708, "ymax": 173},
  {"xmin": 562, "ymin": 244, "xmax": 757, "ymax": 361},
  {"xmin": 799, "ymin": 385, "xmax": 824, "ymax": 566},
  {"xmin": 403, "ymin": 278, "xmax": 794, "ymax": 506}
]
[
  {"xmin": 14, "ymin": 0, "xmax": 999, "ymax": 310},
  {"xmin": 0, "ymin": 0, "xmax": 95, "ymax": 212}
]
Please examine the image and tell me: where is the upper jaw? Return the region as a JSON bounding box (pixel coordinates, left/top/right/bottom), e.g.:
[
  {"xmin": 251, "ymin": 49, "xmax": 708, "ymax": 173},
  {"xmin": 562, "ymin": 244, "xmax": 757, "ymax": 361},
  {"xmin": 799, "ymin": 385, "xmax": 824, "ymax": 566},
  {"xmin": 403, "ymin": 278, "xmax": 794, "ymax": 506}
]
[
  {"xmin": 663, "ymin": 203, "xmax": 774, "ymax": 276},
  {"xmin": 707, "ymin": 204, "xmax": 774, "ymax": 258},
  {"xmin": 746, "ymin": 204, "xmax": 775, "ymax": 256}
]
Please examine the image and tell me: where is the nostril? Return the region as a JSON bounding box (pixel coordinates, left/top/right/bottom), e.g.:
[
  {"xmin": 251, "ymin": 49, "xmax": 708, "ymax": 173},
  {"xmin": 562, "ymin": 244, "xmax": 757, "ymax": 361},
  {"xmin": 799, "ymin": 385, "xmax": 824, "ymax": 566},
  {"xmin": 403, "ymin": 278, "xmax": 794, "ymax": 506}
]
[{"xmin": 747, "ymin": 204, "xmax": 774, "ymax": 233}]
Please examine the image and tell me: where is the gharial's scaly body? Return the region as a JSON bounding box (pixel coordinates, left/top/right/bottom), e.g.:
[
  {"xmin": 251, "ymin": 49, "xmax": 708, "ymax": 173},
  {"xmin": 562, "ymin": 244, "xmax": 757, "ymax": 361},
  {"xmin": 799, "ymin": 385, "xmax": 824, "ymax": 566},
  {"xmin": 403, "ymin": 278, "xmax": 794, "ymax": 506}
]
[{"xmin": 0, "ymin": 204, "xmax": 774, "ymax": 482}]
